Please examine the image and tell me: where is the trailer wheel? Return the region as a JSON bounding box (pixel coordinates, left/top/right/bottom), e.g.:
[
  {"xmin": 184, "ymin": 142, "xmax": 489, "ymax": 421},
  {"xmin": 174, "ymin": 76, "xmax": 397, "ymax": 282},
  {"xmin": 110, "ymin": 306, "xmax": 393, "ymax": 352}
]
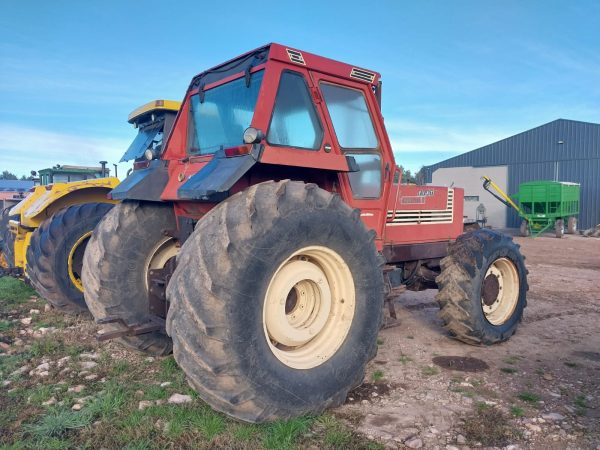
[
  {"xmin": 82, "ymin": 201, "xmax": 176, "ymax": 356},
  {"xmin": 436, "ymin": 229, "xmax": 528, "ymax": 345},
  {"xmin": 166, "ymin": 180, "xmax": 384, "ymax": 422},
  {"xmin": 26, "ymin": 203, "xmax": 114, "ymax": 313},
  {"xmin": 1, "ymin": 208, "xmax": 16, "ymax": 268},
  {"xmin": 567, "ymin": 217, "xmax": 577, "ymax": 234},
  {"xmin": 555, "ymin": 219, "xmax": 564, "ymax": 238},
  {"xmin": 519, "ymin": 220, "xmax": 530, "ymax": 237}
]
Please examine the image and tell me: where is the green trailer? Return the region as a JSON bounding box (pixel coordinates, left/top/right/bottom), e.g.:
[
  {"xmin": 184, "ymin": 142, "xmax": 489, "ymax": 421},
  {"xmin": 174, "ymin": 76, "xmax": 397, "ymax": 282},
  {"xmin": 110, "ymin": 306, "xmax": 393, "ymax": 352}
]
[{"xmin": 482, "ymin": 177, "xmax": 580, "ymax": 238}]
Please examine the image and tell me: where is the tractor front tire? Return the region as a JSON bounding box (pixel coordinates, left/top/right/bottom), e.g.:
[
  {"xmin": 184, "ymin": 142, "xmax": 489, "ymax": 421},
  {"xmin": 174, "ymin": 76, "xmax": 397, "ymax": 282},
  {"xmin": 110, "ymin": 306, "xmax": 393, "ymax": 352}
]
[
  {"xmin": 436, "ymin": 229, "xmax": 528, "ymax": 345},
  {"xmin": 82, "ymin": 201, "xmax": 176, "ymax": 356},
  {"xmin": 26, "ymin": 203, "xmax": 114, "ymax": 313},
  {"xmin": 166, "ymin": 180, "xmax": 385, "ymax": 422}
]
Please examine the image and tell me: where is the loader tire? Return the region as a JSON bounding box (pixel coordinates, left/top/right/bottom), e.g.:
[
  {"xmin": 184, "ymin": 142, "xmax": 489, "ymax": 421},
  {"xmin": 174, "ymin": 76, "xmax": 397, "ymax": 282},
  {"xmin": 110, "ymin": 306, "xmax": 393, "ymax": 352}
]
[
  {"xmin": 555, "ymin": 219, "xmax": 564, "ymax": 238},
  {"xmin": 1, "ymin": 208, "xmax": 16, "ymax": 268},
  {"xmin": 567, "ymin": 216, "xmax": 577, "ymax": 234},
  {"xmin": 166, "ymin": 180, "xmax": 384, "ymax": 423},
  {"xmin": 436, "ymin": 229, "xmax": 528, "ymax": 345},
  {"xmin": 82, "ymin": 201, "xmax": 176, "ymax": 356},
  {"xmin": 26, "ymin": 203, "xmax": 114, "ymax": 313}
]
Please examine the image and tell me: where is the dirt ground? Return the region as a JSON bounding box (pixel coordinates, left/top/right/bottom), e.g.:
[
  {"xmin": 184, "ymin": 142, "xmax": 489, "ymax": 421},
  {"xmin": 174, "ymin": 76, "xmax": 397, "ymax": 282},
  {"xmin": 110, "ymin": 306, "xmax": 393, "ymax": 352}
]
[
  {"xmin": 342, "ymin": 232, "xmax": 600, "ymax": 449},
  {"xmin": 1, "ymin": 231, "xmax": 599, "ymax": 449}
]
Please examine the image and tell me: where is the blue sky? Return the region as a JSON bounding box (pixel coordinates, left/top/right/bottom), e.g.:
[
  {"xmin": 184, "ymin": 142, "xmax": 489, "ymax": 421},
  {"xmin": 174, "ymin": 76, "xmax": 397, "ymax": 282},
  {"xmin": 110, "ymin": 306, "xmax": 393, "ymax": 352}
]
[{"xmin": 1, "ymin": 0, "xmax": 599, "ymax": 178}]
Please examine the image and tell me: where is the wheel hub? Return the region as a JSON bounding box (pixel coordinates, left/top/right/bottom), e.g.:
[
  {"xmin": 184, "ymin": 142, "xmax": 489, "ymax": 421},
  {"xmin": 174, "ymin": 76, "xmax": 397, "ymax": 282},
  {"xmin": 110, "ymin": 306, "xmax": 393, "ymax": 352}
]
[
  {"xmin": 482, "ymin": 273, "xmax": 500, "ymax": 306},
  {"xmin": 263, "ymin": 246, "xmax": 355, "ymax": 369},
  {"xmin": 480, "ymin": 257, "xmax": 519, "ymax": 325}
]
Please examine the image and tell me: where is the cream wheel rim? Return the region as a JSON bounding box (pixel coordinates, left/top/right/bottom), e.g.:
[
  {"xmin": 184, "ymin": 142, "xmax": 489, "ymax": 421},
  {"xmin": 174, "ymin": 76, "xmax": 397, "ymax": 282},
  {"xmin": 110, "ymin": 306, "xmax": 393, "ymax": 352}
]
[
  {"xmin": 263, "ymin": 246, "xmax": 355, "ymax": 369},
  {"xmin": 143, "ymin": 237, "xmax": 179, "ymax": 293},
  {"xmin": 481, "ymin": 257, "xmax": 519, "ymax": 325}
]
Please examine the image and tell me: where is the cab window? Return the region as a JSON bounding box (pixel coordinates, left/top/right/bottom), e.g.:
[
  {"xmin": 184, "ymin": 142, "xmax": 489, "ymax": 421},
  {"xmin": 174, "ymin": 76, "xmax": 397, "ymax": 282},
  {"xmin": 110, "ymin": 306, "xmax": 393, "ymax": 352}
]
[
  {"xmin": 320, "ymin": 83, "xmax": 378, "ymax": 149},
  {"xmin": 267, "ymin": 71, "xmax": 323, "ymax": 150},
  {"xmin": 346, "ymin": 153, "xmax": 382, "ymax": 198}
]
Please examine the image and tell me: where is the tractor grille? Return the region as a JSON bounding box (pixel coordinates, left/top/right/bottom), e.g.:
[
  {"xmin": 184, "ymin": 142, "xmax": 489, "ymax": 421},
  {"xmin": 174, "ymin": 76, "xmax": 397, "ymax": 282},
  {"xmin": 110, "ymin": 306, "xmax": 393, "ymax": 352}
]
[{"xmin": 386, "ymin": 189, "xmax": 454, "ymax": 225}]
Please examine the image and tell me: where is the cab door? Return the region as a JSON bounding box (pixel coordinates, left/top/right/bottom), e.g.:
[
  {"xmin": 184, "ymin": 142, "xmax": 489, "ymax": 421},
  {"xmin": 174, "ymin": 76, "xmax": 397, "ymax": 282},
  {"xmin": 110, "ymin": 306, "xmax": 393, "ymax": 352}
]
[{"xmin": 308, "ymin": 71, "xmax": 392, "ymax": 242}]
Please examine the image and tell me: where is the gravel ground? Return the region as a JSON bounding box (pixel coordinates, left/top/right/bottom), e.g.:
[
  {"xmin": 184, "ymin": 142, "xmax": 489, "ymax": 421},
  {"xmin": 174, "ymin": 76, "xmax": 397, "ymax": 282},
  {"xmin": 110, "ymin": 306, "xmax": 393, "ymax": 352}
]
[{"xmin": 340, "ymin": 232, "xmax": 600, "ymax": 449}]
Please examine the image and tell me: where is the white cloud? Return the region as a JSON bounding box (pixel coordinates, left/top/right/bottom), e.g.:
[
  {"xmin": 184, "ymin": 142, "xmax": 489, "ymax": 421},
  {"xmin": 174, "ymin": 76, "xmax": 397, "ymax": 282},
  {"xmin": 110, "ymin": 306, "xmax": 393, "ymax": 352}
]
[{"xmin": 0, "ymin": 124, "xmax": 132, "ymax": 178}]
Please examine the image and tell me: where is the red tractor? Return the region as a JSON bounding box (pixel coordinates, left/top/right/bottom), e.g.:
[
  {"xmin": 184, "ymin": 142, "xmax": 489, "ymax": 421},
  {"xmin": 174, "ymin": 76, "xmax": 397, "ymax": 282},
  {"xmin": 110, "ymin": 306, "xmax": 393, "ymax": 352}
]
[{"xmin": 82, "ymin": 44, "xmax": 528, "ymax": 422}]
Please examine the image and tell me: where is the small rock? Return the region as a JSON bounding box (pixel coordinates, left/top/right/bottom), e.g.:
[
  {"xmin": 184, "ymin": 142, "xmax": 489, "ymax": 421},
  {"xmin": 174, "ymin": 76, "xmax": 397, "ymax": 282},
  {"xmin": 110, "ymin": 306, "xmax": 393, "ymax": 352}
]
[
  {"xmin": 456, "ymin": 434, "xmax": 466, "ymax": 444},
  {"xmin": 29, "ymin": 309, "xmax": 40, "ymax": 315},
  {"xmin": 159, "ymin": 382, "xmax": 171, "ymax": 388},
  {"xmin": 405, "ymin": 437, "xmax": 423, "ymax": 449},
  {"xmin": 361, "ymin": 399, "xmax": 369, "ymax": 405},
  {"xmin": 0, "ymin": 342, "xmax": 10, "ymax": 351},
  {"xmin": 80, "ymin": 352, "xmax": 99, "ymax": 360},
  {"xmin": 372, "ymin": 392, "xmax": 378, "ymax": 397},
  {"xmin": 72, "ymin": 403, "xmax": 82, "ymax": 411},
  {"xmin": 39, "ymin": 371, "xmax": 49, "ymax": 377},
  {"xmin": 446, "ymin": 446, "xmax": 460, "ymax": 450},
  {"xmin": 542, "ymin": 413, "xmax": 565, "ymax": 421},
  {"xmin": 57, "ymin": 356, "xmax": 71, "ymax": 367},
  {"xmin": 145, "ymin": 357, "xmax": 155, "ymax": 362},
  {"xmin": 138, "ymin": 400, "xmax": 154, "ymax": 410},
  {"xmin": 68, "ymin": 385, "xmax": 85, "ymax": 393},
  {"xmin": 84, "ymin": 374, "xmax": 98, "ymax": 381},
  {"xmin": 135, "ymin": 390, "xmax": 145, "ymax": 397},
  {"xmin": 20, "ymin": 317, "xmax": 32, "ymax": 325},
  {"xmin": 42, "ymin": 397, "xmax": 57, "ymax": 406},
  {"xmin": 44, "ymin": 304, "xmax": 52, "ymax": 312},
  {"xmin": 2, "ymin": 380, "xmax": 11, "ymax": 387},
  {"xmin": 155, "ymin": 399, "xmax": 165, "ymax": 406},
  {"xmin": 526, "ymin": 423, "xmax": 541, "ymax": 433},
  {"xmin": 542, "ymin": 373, "xmax": 553, "ymax": 381},
  {"xmin": 79, "ymin": 361, "xmax": 98, "ymax": 370},
  {"xmin": 10, "ymin": 365, "xmax": 29, "ymax": 377},
  {"xmin": 502, "ymin": 446, "xmax": 520, "ymax": 450},
  {"xmin": 168, "ymin": 393, "xmax": 192, "ymax": 404}
]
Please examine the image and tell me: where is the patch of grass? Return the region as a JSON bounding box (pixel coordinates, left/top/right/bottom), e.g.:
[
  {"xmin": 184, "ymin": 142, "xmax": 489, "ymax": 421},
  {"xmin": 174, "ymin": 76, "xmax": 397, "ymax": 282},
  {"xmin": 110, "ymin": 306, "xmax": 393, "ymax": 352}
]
[
  {"xmin": 232, "ymin": 423, "xmax": 262, "ymax": 442},
  {"xmin": 86, "ymin": 381, "xmax": 129, "ymax": 419},
  {"xmin": 372, "ymin": 370, "xmax": 384, "ymax": 382},
  {"xmin": 263, "ymin": 416, "xmax": 313, "ymax": 450},
  {"xmin": 500, "ymin": 367, "xmax": 518, "ymax": 374},
  {"xmin": 110, "ymin": 360, "xmax": 130, "ymax": 376},
  {"xmin": 510, "ymin": 405, "xmax": 525, "ymax": 417},
  {"xmin": 0, "ymin": 277, "xmax": 37, "ymax": 305},
  {"xmin": 564, "ymin": 361, "xmax": 578, "ymax": 368},
  {"xmin": 160, "ymin": 356, "xmax": 180, "ymax": 377},
  {"xmin": 24, "ymin": 407, "xmax": 93, "ymax": 438},
  {"xmin": 28, "ymin": 384, "xmax": 55, "ymax": 405},
  {"xmin": 398, "ymin": 355, "xmax": 412, "ymax": 364},
  {"xmin": 503, "ymin": 355, "xmax": 521, "ymax": 365},
  {"xmin": 29, "ymin": 337, "xmax": 65, "ymax": 357},
  {"xmin": 316, "ymin": 415, "xmax": 353, "ymax": 449},
  {"xmin": 574, "ymin": 395, "xmax": 587, "ymax": 416},
  {"xmin": 0, "ymin": 319, "xmax": 13, "ymax": 332},
  {"xmin": 462, "ymin": 406, "xmax": 517, "ymax": 446},
  {"xmin": 421, "ymin": 366, "xmax": 439, "ymax": 376},
  {"xmin": 376, "ymin": 337, "xmax": 384, "ymax": 345},
  {"xmin": 517, "ymin": 391, "xmax": 540, "ymax": 403}
]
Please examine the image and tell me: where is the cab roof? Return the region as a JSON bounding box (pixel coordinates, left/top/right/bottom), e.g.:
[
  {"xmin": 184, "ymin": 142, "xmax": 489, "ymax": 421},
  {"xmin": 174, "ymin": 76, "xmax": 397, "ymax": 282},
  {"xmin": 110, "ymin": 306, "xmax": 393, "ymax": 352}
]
[{"xmin": 188, "ymin": 43, "xmax": 381, "ymax": 92}]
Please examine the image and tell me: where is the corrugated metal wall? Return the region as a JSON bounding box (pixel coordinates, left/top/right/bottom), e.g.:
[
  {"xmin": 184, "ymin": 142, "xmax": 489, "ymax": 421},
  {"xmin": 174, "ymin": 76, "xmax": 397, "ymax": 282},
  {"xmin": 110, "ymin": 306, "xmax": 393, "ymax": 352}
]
[{"xmin": 424, "ymin": 119, "xmax": 600, "ymax": 229}]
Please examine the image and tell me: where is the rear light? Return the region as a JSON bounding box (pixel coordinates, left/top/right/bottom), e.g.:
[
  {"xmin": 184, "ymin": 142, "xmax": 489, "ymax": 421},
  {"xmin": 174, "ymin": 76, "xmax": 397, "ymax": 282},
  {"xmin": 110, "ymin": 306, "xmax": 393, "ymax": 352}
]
[
  {"xmin": 224, "ymin": 145, "xmax": 251, "ymax": 157},
  {"xmin": 133, "ymin": 160, "xmax": 150, "ymax": 170}
]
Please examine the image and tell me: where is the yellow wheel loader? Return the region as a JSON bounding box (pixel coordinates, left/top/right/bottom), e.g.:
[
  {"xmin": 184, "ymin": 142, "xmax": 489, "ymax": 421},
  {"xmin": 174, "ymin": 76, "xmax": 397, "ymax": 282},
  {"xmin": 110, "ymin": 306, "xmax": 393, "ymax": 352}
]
[{"xmin": 0, "ymin": 100, "xmax": 180, "ymax": 313}]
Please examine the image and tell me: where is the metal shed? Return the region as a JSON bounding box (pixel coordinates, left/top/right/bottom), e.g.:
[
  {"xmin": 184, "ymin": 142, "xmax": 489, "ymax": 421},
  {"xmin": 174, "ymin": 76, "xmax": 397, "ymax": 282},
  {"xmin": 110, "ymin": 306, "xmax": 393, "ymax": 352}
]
[{"xmin": 423, "ymin": 119, "xmax": 600, "ymax": 230}]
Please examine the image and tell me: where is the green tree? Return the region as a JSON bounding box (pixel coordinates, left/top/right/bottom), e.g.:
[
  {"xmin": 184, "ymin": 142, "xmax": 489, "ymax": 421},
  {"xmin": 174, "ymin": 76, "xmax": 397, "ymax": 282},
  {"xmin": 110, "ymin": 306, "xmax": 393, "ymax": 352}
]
[{"xmin": 0, "ymin": 170, "xmax": 18, "ymax": 180}]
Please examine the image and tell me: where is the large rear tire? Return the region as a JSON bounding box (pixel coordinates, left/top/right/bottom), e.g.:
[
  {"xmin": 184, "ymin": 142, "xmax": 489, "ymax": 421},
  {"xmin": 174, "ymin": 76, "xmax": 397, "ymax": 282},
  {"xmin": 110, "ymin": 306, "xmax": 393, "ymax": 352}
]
[
  {"xmin": 166, "ymin": 180, "xmax": 384, "ymax": 422},
  {"xmin": 26, "ymin": 203, "xmax": 114, "ymax": 313},
  {"xmin": 0, "ymin": 208, "xmax": 16, "ymax": 268},
  {"xmin": 82, "ymin": 201, "xmax": 176, "ymax": 356},
  {"xmin": 436, "ymin": 229, "xmax": 528, "ymax": 345}
]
